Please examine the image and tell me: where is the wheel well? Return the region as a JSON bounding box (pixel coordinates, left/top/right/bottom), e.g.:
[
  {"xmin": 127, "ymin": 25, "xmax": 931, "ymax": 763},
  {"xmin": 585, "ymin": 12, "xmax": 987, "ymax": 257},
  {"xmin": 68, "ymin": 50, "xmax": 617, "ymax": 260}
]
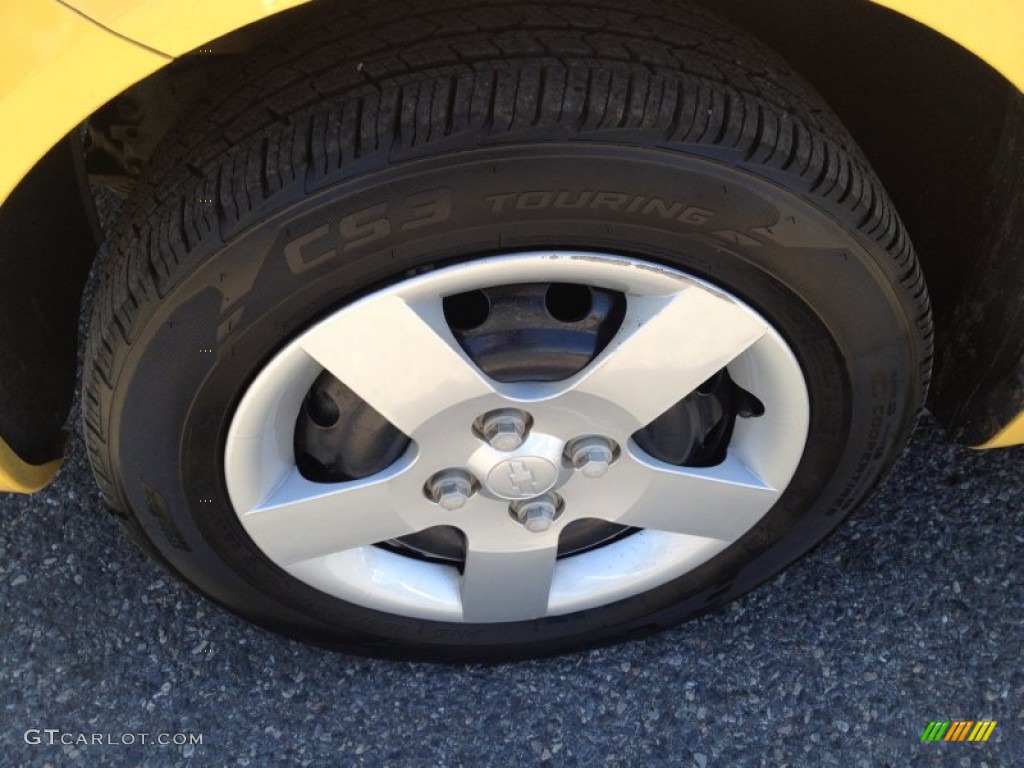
[
  {"xmin": 0, "ymin": 0, "xmax": 1019, "ymax": 466},
  {"xmin": 0, "ymin": 136, "xmax": 99, "ymax": 465},
  {"xmin": 694, "ymin": 0, "xmax": 1023, "ymax": 443},
  {"xmin": 87, "ymin": 0, "xmax": 1017, "ymax": 316},
  {"xmin": 694, "ymin": 0, "xmax": 1016, "ymax": 320}
]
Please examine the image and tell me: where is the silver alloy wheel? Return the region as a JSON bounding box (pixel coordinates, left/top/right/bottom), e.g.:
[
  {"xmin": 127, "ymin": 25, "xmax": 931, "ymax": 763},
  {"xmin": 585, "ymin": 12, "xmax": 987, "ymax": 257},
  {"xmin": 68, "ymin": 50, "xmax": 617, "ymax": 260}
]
[{"xmin": 224, "ymin": 252, "xmax": 810, "ymax": 623}]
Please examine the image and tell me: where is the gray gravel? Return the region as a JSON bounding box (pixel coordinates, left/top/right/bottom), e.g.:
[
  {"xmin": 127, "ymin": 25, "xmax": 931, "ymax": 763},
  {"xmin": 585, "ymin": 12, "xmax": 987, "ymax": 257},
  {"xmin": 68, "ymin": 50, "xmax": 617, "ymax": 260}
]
[{"xmin": 1, "ymin": 413, "xmax": 1020, "ymax": 767}]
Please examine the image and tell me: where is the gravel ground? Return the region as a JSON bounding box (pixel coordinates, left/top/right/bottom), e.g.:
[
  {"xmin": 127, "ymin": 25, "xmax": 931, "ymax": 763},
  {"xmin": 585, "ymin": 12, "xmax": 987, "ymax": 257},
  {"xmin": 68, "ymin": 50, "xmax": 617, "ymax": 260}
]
[
  {"xmin": 2, "ymin": 193, "xmax": 1022, "ymax": 767},
  {"xmin": 1, "ymin": 412, "xmax": 1020, "ymax": 767}
]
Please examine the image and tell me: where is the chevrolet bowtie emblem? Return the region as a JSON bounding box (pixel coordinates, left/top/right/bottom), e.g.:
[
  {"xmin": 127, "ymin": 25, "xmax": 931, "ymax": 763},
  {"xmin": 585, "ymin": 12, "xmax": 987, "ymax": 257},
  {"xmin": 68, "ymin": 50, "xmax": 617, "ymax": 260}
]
[
  {"xmin": 486, "ymin": 456, "xmax": 559, "ymax": 500},
  {"xmin": 507, "ymin": 461, "xmax": 538, "ymax": 494}
]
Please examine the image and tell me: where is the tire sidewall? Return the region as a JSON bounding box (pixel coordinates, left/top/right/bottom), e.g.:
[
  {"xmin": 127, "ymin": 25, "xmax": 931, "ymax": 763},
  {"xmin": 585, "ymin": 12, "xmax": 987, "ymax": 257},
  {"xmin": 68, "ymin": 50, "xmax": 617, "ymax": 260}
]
[{"xmin": 107, "ymin": 143, "xmax": 919, "ymax": 658}]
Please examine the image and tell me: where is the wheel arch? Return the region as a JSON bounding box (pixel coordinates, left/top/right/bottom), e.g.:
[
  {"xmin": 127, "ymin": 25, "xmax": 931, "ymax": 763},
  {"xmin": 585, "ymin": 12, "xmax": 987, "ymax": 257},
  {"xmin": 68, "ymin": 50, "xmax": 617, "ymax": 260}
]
[{"xmin": 1, "ymin": 0, "xmax": 1022, "ymax": 493}]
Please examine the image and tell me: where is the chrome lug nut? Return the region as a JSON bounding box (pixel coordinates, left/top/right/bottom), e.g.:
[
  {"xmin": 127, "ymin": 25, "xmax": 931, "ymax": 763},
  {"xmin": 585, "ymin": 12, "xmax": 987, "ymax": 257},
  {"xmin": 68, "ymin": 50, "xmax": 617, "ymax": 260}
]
[
  {"xmin": 512, "ymin": 494, "xmax": 560, "ymax": 532},
  {"xmin": 480, "ymin": 408, "xmax": 531, "ymax": 451},
  {"xmin": 569, "ymin": 436, "xmax": 618, "ymax": 478},
  {"xmin": 427, "ymin": 470, "xmax": 475, "ymax": 511}
]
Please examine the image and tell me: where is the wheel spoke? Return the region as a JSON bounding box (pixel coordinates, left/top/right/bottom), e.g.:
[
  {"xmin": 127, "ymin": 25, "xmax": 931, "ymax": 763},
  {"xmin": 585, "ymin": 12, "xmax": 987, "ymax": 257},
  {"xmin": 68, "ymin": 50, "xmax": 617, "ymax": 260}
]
[
  {"xmin": 460, "ymin": 538, "xmax": 559, "ymax": 622},
  {"xmin": 298, "ymin": 294, "xmax": 494, "ymax": 435},
  {"xmin": 569, "ymin": 285, "xmax": 767, "ymax": 427},
  {"xmin": 240, "ymin": 462, "xmax": 427, "ymax": 565},
  {"xmin": 224, "ymin": 252, "xmax": 811, "ymax": 624},
  {"xmin": 615, "ymin": 452, "xmax": 781, "ymax": 541}
]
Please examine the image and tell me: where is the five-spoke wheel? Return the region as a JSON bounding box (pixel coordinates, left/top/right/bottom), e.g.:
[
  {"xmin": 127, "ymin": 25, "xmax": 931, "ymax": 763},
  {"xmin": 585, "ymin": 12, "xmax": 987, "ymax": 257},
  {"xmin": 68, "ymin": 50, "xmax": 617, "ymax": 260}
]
[
  {"xmin": 225, "ymin": 253, "xmax": 809, "ymax": 622},
  {"xmin": 84, "ymin": 0, "xmax": 930, "ymax": 659}
]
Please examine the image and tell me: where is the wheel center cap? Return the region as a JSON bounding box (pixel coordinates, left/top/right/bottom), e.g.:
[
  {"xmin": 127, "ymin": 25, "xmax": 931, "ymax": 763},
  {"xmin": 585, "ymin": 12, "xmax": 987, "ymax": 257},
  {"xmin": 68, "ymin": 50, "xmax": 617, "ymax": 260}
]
[{"xmin": 486, "ymin": 456, "xmax": 559, "ymax": 500}]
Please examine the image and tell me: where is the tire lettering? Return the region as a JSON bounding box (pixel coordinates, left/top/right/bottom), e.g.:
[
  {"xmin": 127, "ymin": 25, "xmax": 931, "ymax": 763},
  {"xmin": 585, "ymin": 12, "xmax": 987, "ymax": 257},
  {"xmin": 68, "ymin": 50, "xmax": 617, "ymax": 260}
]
[
  {"xmin": 516, "ymin": 191, "xmax": 554, "ymax": 210},
  {"xmin": 283, "ymin": 224, "xmax": 335, "ymax": 274},
  {"xmin": 401, "ymin": 188, "xmax": 452, "ymax": 231},
  {"xmin": 591, "ymin": 192, "xmax": 629, "ymax": 211},
  {"xmin": 680, "ymin": 207, "xmax": 713, "ymax": 225},
  {"xmin": 340, "ymin": 203, "xmax": 390, "ymax": 252},
  {"xmin": 485, "ymin": 190, "xmax": 716, "ymax": 226},
  {"xmin": 625, "ymin": 196, "xmax": 649, "ymax": 213},
  {"xmin": 485, "ymin": 192, "xmax": 517, "ymax": 213},
  {"xmin": 554, "ymin": 190, "xmax": 593, "ymax": 209},
  {"xmin": 283, "ymin": 188, "xmax": 452, "ymax": 274}
]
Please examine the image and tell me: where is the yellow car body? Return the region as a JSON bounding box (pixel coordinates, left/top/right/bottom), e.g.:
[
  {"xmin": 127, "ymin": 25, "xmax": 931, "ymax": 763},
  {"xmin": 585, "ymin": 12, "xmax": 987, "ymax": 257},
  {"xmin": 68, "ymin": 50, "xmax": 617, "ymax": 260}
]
[{"xmin": 1, "ymin": 0, "xmax": 1022, "ymax": 492}]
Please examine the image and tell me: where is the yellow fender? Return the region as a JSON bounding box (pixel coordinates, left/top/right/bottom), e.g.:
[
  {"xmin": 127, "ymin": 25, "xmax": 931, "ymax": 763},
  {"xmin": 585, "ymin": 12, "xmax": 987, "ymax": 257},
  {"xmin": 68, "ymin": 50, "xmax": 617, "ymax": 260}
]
[
  {"xmin": 0, "ymin": 438, "xmax": 63, "ymax": 494},
  {"xmin": 1, "ymin": 0, "xmax": 1021, "ymax": 493},
  {"xmin": 873, "ymin": 0, "xmax": 1024, "ymax": 91}
]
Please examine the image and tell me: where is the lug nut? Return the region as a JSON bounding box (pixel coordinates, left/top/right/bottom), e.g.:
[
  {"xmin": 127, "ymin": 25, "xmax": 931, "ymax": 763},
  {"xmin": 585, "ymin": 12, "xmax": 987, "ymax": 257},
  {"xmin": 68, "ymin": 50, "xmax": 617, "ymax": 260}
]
[
  {"xmin": 569, "ymin": 436, "xmax": 617, "ymax": 478},
  {"xmin": 480, "ymin": 409, "xmax": 530, "ymax": 451},
  {"xmin": 512, "ymin": 494, "xmax": 560, "ymax": 532},
  {"xmin": 427, "ymin": 470, "xmax": 475, "ymax": 511}
]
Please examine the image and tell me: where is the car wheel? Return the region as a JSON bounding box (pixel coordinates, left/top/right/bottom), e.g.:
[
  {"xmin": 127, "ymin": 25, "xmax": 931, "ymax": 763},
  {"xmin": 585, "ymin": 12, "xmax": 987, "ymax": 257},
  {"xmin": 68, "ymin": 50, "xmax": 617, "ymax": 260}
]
[{"xmin": 83, "ymin": 0, "xmax": 931, "ymax": 660}]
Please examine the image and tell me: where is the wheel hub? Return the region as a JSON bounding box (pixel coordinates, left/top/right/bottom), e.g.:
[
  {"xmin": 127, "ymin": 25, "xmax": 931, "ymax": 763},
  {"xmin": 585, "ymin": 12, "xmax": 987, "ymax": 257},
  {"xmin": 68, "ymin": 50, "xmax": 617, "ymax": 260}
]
[
  {"xmin": 485, "ymin": 455, "xmax": 559, "ymax": 500},
  {"xmin": 293, "ymin": 279, "xmax": 750, "ymax": 561}
]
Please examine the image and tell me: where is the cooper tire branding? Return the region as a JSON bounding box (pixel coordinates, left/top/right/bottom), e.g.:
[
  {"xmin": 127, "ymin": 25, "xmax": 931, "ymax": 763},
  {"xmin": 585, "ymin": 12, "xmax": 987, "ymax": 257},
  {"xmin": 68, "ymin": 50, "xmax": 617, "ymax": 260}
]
[
  {"xmin": 484, "ymin": 190, "xmax": 714, "ymax": 226},
  {"xmin": 284, "ymin": 188, "xmax": 452, "ymax": 274}
]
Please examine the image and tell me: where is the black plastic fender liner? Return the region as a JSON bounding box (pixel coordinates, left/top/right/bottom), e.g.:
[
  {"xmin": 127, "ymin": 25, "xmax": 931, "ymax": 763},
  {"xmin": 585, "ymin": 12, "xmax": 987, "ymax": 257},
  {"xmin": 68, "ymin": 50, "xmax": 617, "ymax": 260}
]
[
  {"xmin": 928, "ymin": 92, "xmax": 1024, "ymax": 447},
  {"xmin": 0, "ymin": 132, "xmax": 100, "ymax": 477}
]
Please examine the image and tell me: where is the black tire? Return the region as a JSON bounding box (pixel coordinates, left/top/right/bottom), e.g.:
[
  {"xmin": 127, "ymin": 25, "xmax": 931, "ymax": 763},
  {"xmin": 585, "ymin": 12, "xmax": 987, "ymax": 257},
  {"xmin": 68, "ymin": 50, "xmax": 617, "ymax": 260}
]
[{"xmin": 83, "ymin": 0, "xmax": 931, "ymax": 661}]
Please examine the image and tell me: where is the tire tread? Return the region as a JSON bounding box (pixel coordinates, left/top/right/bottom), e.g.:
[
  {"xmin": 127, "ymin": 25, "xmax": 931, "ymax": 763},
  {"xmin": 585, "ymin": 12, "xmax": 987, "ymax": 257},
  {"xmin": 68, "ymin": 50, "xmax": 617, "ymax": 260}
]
[{"xmin": 85, "ymin": 0, "xmax": 932, "ymax": 524}]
